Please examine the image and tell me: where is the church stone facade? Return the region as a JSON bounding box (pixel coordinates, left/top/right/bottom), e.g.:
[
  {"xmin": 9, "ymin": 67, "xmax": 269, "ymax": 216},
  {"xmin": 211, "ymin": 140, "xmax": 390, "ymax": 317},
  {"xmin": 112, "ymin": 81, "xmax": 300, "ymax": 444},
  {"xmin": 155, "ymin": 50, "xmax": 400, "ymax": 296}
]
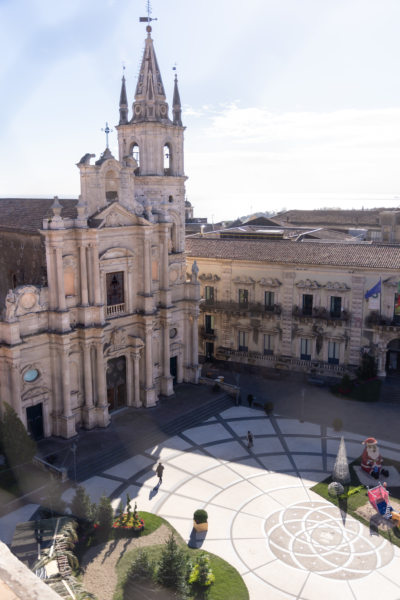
[{"xmin": 0, "ymin": 27, "xmax": 200, "ymax": 440}]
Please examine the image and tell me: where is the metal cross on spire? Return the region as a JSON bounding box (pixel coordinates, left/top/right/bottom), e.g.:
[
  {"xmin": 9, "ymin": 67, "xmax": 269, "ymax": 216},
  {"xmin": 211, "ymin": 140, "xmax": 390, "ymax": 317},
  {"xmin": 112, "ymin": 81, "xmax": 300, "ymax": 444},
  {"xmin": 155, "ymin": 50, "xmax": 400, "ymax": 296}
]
[
  {"xmin": 101, "ymin": 122, "xmax": 113, "ymax": 149},
  {"xmin": 139, "ymin": 0, "xmax": 157, "ymax": 23}
]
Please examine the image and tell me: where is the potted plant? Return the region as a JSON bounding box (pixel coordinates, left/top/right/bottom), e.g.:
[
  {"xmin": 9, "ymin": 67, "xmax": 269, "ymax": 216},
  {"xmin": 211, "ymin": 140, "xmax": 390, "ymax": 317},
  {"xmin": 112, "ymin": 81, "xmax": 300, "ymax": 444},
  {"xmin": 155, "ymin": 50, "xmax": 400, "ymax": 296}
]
[{"xmin": 193, "ymin": 509, "xmax": 208, "ymax": 532}]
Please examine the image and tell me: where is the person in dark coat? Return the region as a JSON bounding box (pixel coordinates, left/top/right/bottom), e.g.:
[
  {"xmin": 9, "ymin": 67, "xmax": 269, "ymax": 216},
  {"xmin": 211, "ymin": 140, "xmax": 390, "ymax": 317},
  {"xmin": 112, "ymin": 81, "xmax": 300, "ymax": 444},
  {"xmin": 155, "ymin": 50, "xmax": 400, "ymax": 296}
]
[
  {"xmin": 247, "ymin": 430, "xmax": 254, "ymax": 449},
  {"xmin": 156, "ymin": 462, "xmax": 164, "ymax": 484}
]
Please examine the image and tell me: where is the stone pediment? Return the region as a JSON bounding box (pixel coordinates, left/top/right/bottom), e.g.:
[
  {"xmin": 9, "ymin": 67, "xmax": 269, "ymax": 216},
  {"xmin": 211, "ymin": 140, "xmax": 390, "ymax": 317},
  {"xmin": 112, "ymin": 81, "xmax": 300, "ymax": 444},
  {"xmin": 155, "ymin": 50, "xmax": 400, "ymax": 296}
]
[
  {"xmin": 258, "ymin": 277, "xmax": 281, "ymax": 288},
  {"xmin": 199, "ymin": 273, "xmax": 221, "ymax": 282},
  {"xmin": 232, "ymin": 276, "xmax": 256, "ymax": 285},
  {"xmin": 324, "ymin": 281, "xmax": 351, "ymax": 292},
  {"xmin": 295, "ymin": 279, "xmax": 321, "ymax": 289},
  {"xmin": 94, "ymin": 202, "xmax": 150, "ymax": 228}
]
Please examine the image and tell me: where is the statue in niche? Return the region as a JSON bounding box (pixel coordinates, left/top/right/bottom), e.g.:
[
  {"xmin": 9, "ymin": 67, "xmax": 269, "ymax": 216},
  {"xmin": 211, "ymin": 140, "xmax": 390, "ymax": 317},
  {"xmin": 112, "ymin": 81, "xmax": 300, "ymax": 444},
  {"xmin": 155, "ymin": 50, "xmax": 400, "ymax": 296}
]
[{"xmin": 5, "ymin": 289, "xmax": 17, "ymax": 321}]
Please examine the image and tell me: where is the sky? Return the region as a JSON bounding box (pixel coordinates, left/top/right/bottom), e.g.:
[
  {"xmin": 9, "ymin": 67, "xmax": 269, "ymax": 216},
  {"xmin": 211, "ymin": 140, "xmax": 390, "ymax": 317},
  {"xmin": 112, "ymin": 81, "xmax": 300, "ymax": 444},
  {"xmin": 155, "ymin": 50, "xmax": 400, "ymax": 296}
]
[{"xmin": 1, "ymin": 0, "xmax": 400, "ymax": 222}]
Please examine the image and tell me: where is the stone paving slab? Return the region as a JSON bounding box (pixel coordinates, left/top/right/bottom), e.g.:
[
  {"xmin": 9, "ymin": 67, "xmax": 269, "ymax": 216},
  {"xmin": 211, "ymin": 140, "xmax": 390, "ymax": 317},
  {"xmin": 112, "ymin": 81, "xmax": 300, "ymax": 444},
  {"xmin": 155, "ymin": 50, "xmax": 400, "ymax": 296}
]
[
  {"xmin": 227, "ymin": 418, "xmax": 276, "ymax": 436},
  {"xmin": 0, "ymin": 504, "xmax": 39, "ymax": 545},
  {"xmin": 292, "ymin": 454, "xmax": 324, "ymax": 470},
  {"xmin": 145, "ymin": 435, "xmax": 193, "ymax": 459},
  {"xmin": 103, "ymin": 453, "xmax": 155, "ymax": 479},
  {"xmin": 257, "ymin": 453, "xmax": 294, "ymax": 471},
  {"xmin": 197, "ymin": 463, "xmax": 242, "ymax": 487},
  {"xmin": 277, "ymin": 419, "xmax": 322, "ymax": 435},
  {"xmin": 182, "ymin": 423, "xmax": 233, "ymax": 444},
  {"xmin": 285, "ymin": 436, "xmax": 323, "ymax": 453}
]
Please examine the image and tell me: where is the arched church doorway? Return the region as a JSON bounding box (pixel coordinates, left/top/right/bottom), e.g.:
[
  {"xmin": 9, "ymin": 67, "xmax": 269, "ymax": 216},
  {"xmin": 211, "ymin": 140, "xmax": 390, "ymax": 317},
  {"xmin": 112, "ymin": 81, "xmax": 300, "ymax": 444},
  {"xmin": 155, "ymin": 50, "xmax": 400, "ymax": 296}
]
[
  {"xmin": 26, "ymin": 403, "xmax": 44, "ymax": 440},
  {"xmin": 106, "ymin": 356, "xmax": 127, "ymax": 411},
  {"xmin": 386, "ymin": 339, "xmax": 400, "ymax": 374}
]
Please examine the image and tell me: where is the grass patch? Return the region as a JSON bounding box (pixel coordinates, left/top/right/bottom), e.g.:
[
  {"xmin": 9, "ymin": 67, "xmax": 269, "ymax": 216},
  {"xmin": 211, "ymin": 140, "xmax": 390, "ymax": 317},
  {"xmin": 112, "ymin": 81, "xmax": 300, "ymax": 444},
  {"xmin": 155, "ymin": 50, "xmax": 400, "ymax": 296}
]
[
  {"xmin": 113, "ymin": 525, "xmax": 248, "ymax": 600},
  {"xmin": 312, "ymin": 457, "xmax": 400, "ymax": 548}
]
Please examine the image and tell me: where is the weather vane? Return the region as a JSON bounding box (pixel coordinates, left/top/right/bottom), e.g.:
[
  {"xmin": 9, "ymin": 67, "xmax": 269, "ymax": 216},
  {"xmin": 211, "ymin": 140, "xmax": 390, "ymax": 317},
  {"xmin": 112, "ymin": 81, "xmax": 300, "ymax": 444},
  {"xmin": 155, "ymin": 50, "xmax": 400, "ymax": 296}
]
[
  {"xmin": 101, "ymin": 122, "xmax": 113, "ymax": 149},
  {"xmin": 139, "ymin": 0, "xmax": 157, "ymax": 23}
]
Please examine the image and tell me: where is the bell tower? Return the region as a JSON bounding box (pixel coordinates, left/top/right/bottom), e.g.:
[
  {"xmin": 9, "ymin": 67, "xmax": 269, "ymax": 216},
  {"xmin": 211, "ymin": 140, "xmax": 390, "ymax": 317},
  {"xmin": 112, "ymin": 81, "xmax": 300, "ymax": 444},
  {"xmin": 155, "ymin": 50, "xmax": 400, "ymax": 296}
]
[{"xmin": 116, "ymin": 25, "xmax": 185, "ymax": 180}]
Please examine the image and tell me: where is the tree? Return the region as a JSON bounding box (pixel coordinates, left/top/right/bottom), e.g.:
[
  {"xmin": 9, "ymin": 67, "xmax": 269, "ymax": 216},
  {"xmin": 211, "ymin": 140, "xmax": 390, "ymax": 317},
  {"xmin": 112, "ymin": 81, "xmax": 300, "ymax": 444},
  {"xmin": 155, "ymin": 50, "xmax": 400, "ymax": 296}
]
[
  {"xmin": 70, "ymin": 485, "xmax": 95, "ymax": 523},
  {"xmin": 0, "ymin": 402, "xmax": 36, "ymax": 468},
  {"xmin": 97, "ymin": 494, "xmax": 113, "ymax": 531},
  {"xmin": 156, "ymin": 533, "xmax": 190, "ymax": 597}
]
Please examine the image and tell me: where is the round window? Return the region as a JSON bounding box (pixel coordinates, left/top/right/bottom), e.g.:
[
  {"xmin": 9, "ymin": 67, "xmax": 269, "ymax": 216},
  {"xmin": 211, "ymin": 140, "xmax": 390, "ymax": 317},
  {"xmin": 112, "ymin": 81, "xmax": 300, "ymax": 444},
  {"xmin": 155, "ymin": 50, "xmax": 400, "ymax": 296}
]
[
  {"xmin": 169, "ymin": 327, "xmax": 178, "ymax": 339},
  {"xmin": 23, "ymin": 369, "xmax": 39, "ymax": 383}
]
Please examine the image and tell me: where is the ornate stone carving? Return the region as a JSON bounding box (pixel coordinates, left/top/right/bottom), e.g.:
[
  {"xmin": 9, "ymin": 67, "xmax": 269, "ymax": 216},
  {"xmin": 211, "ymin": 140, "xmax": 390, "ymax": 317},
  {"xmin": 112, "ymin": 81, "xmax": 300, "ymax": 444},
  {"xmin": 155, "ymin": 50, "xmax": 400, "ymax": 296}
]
[
  {"xmin": 199, "ymin": 273, "xmax": 221, "ymax": 282},
  {"xmin": 232, "ymin": 276, "xmax": 256, "ymax": 285},
  {"xmin": 258, "ymin": 277, "xmax": 281, "ymax": 287},
  {"xmin": 295, "ymin": 279, "xmax": 321, "ymax": 289},
  {"xmin": 191, "ymin": 260, "xmax": 199, "ymax": 282},
  {"xmin": 324, "ymin": 281, "xmax": 351, "ymax": 292}
]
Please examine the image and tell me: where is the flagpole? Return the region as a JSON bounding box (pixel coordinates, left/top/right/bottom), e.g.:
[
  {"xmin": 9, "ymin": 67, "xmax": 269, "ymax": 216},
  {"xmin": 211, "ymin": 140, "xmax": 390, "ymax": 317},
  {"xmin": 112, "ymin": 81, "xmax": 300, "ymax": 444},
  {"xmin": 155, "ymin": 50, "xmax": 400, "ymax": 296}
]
[{"xmin": 379, "ymin": 277, "xmax": 382, "ymax": 317}]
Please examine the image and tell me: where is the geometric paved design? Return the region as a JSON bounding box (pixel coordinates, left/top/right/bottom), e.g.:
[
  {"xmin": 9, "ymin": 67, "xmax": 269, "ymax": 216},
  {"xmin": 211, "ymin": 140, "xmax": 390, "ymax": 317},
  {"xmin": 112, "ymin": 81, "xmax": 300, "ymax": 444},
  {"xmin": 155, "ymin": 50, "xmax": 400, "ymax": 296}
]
[
  {"xmin": 14, "ymin": 407, "xmax": 400, "ymax": 599},
  {"xmin": 265, "ymin": 501, "xmax": 394, "ymax": 580}
]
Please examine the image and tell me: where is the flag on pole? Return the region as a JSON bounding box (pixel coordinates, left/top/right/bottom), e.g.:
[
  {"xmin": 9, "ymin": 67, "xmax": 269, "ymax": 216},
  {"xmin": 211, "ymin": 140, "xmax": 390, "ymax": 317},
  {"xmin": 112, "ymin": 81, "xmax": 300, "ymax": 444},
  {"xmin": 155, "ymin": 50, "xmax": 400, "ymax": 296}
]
[
  {"xmin": 395, "ymin": 282, "xmax": 400, "ymax": 316},
  {"xmin": 365, "ymin": 279, "xmax": 381, "ymax": 299}
]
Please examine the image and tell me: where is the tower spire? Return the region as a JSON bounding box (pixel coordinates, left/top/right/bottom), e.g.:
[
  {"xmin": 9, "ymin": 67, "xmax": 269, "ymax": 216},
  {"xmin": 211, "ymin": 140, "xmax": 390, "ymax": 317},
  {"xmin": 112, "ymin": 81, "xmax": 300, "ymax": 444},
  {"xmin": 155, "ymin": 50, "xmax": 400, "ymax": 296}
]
[
  {"xmin": 119, "ymin": 70, "xmax": 128, "ymax": 125},
  {"xmin": 132, "ymin": 26, "xmax": 169, "ymax": 123},
  {"xmin": 172, "ymin": 73, "xmax": 182, "ymax": 127}
]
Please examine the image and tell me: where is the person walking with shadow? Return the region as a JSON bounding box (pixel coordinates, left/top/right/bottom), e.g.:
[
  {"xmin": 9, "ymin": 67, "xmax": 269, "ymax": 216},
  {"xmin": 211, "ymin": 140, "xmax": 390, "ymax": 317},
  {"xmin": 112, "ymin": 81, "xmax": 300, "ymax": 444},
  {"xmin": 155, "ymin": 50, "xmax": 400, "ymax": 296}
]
[
  {"xmin": 156, "ymin": 461, "xmax": 164, "ymax": 485},
  {"xmin": 247, "ymin": 430, "xmax": 254, "ymax": 449}
]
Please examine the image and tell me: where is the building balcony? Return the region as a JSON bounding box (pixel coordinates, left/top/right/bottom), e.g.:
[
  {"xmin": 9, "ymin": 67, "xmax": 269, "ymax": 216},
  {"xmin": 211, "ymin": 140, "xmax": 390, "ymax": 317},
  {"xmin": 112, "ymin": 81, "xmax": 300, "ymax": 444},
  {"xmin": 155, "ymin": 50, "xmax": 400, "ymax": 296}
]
[
  {"xmin": 106, "ymin": 303, "xmax": 125, "ymax": 317},
  {"xmin": 365, "ymin": 311, "xmax": 400, "ymax": 331},
  {"xmin": 200, "ymin": 300, "xmax": 281, "ymax": 318},
  {"xmin": 292, "ymin": 306, "xmax": 350, "ymax": 324},
  {"xmin": 200, "ymin": 326, "xmax": 217, "ymax": 340}
]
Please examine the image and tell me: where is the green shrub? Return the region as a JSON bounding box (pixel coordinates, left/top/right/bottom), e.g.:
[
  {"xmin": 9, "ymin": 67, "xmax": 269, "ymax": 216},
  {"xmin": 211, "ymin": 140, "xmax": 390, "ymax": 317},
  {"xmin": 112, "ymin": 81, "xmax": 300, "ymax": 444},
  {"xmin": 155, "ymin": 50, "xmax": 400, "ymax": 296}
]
[
  {"xmin": 71, "ymin": 485, "xmax": 95, "ymax": 523},
  {"xmin": 193, "ymin": 509, "xmax": 208, "ymax": 524},
  {"xmin": 0, "ymin": 402, "xmax": 37, "ymax": 468},
  {"xmin": 156, "ymin": 533, "xmax": 191, "ymax": 597},
  {"xmin": 97, "ymin": 494, "xmax": 113, "ymax": 531},
  {"xmin": 189, "ymin": 552, "xmax": 215, "ymax": 590},
  {"xmin": 127, "ymin": 549, "xmax": 154, "ymax": 580}
]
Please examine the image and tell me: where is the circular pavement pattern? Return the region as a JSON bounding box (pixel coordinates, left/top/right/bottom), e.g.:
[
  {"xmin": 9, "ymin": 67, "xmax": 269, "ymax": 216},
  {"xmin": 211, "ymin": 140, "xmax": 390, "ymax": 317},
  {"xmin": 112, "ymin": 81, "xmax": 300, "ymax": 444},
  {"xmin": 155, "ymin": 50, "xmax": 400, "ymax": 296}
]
[{"xmin": 265, "ymin": 501, "xmax": 394, "ymax": 579}]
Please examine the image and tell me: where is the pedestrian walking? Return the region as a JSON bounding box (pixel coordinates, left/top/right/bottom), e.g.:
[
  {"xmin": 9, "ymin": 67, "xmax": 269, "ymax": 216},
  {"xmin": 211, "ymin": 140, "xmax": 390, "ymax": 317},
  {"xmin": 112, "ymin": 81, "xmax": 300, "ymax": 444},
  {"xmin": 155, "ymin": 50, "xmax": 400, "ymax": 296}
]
[
  {"xmin": 156, "ymin": 461, "xmax": 164, "ymax": 484},
  {"xmin": 247, "ymin": 430, "xmax": 254, "ymax": 449}
]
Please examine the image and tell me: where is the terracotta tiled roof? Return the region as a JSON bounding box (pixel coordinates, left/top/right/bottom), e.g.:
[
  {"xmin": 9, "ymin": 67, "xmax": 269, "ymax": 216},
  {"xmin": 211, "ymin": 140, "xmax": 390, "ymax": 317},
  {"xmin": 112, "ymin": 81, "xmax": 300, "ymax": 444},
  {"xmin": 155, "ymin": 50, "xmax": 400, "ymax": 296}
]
[
  {"xmin": 0, "ymin": 198, "xmax": 78, "ymax": 233},
  {"xmin": 186, "ymin": 238, "xmax": 400, "ymax": 269},
  {"xmin": 273, "ymin": 209, "xmax": 398, "ymax": 227}
]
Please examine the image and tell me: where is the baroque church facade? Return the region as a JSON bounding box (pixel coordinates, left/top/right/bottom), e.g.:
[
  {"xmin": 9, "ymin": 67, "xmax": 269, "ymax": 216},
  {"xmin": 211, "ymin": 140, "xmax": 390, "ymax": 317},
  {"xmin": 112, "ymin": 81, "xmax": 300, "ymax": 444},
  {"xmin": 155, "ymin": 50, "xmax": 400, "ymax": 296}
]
[{"xmin": 0, "ymin": 26, "xmax": 200, "ymax": 440}]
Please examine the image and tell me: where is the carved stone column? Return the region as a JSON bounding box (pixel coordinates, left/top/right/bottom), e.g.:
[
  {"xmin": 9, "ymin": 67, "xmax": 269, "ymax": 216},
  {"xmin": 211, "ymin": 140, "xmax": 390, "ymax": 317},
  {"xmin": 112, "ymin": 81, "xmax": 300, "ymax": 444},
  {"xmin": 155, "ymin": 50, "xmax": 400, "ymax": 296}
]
[
  {"xmin": 60, "ymin": 348, "xmax": 75, "ymax": 439},
  {"xmin": 133, "ymin": 352, "xmax": 141, "ymax": 407},
  {"xmin": 9, "ymin": 362, "xmax": 23, "ymax": 421},
  {"xmin": 95, "ymin": 342, "xmax": 110, "ymax": 428},
  {"xmin": 82, "ymin": 343, "xmax": 96, "ymax": 429},
  {"xmin": 161, "ymin": 321, "xmax": 173, "ymax": 396},
  {"xmin": 143, "ymin": 237, "xmax": 151, "ymax": 296},
  {"xmin": 90, "ymin": 244, "xmax": 102, "ymax": 305},
  {"xmin": 126, "ymin": 352, "xmax": 134, "ymax": 406},
  {"xmin": 143, "ymin": 322, "xmax": 156, "ymax": 406},
  {"xmin": 79, "ymin": 245, "xmax": 89, "ymax": 306},
  {"xmin": 55, "ymin": 247, "xmax": 66, "ymax": 311}
]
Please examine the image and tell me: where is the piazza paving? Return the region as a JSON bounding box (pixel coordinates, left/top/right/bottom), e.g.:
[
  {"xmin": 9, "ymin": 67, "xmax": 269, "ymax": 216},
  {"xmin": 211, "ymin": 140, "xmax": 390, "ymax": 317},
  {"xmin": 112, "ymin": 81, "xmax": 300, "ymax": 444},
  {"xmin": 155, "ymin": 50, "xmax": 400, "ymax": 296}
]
[{"xmin": 3, "ymin": 405, "xmax": 400, "ymax": 599}]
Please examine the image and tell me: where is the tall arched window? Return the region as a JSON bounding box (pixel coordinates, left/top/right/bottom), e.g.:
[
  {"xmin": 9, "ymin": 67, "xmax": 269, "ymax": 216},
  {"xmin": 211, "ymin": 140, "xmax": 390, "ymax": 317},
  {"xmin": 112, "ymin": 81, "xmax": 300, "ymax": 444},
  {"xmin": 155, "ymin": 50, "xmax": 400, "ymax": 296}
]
[
  {"xmin": 131, "ymin": 143, "xmax": 140, "ymax": 175},
  {"xmin": 163, "ymin": 144, "xmax": 171, "ymax": 175}
]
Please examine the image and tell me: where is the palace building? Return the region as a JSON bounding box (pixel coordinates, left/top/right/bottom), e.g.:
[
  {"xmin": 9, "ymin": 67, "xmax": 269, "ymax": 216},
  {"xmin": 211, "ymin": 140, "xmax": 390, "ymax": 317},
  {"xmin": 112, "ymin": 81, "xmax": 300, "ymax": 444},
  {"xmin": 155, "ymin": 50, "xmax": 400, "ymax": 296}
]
[
  {"xmin": 0, "ymin": 25, "xmax": 200, "ymax": 440},
  {"xmin": 186, "ymin": 234, "xmax": 400, "ymax": 380}
]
